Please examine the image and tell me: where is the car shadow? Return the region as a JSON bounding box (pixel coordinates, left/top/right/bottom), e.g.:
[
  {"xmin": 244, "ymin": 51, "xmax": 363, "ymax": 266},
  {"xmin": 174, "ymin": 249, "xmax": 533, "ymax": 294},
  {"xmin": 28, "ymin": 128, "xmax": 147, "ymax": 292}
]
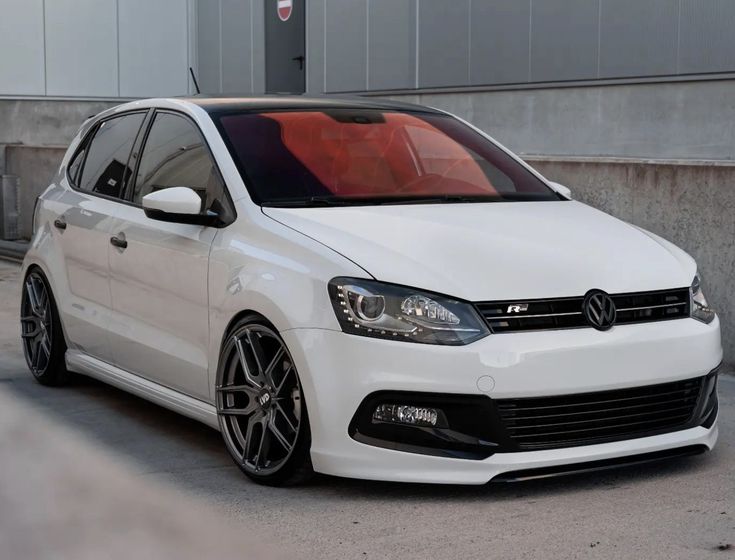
[{"xmin": 3, "ymin": 369, "xmax": 720, "ymax": 504}]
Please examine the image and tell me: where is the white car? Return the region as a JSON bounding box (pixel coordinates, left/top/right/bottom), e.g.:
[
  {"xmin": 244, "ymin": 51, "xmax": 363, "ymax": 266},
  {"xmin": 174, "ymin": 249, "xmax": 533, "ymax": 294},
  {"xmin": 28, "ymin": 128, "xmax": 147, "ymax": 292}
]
[{"xmin": 21, "ymin": 96, "xmax": 721, "ymax": 486}]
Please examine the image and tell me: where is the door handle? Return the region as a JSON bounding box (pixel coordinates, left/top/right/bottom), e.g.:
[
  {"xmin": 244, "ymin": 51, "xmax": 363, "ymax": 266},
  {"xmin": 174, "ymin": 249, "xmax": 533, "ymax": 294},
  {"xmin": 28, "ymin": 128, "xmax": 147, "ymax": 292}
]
[
  {"xmin": 110, "ymin": 233, "xmax": 127, "ymax": 250},
  {"xmin": 53, "ymin": 218, "xmax": 67, "ymax": 230},
  {"xmin": 291, "ymin": 55, "xmax": 305, "ymax": 70}
]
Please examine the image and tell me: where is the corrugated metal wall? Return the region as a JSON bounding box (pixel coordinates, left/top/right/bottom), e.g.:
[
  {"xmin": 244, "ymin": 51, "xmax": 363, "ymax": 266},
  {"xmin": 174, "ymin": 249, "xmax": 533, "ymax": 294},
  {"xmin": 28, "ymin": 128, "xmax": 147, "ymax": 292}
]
[
  {"xmin": 306, "ymin": 0, "xmax": 735, "ymax": 93},
  {"xmin": 2, "ymin": 0, "xmax": 734, "ymax": 98},
  {"xmin": 0, "ymin": 0, "xmax": 196, "ymax": 98},
  {"xmin": 196, "ymin": 0, "xmax": 266, "ymax": 95}
]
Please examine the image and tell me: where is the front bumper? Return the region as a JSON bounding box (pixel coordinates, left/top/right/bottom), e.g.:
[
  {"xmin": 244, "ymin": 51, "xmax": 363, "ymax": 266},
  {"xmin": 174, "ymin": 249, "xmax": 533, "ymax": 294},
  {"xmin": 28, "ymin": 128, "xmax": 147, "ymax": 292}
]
[{"xmin": 283, "ymin": 316, "xmax": 722, "ymax": 484}]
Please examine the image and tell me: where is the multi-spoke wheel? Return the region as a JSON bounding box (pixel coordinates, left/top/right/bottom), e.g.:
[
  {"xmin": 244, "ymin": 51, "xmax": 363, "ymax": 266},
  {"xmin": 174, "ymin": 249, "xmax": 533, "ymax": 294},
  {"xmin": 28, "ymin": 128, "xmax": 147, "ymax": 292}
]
[
  {"xmin": 216, "ymin": 316, "xmax": 313, "ymax": 485},
  {"xmin": 20, "ymin": 269, "xmax": 70, "ymax": 386}
]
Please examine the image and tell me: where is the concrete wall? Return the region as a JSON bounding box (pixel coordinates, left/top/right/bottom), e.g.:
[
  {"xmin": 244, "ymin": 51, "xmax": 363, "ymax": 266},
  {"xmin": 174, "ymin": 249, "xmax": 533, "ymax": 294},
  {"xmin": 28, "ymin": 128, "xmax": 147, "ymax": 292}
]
[
  {"xmin": 384, "ymin": 79, "xmax": 735, "ymax": 161},
  {"xmin": 0, "ymin": 99, "xmax": 120, "ymax": 240},
  {"xmin": 526, "ymin": 156, "xmax": 735, "ymax": 367},
  {"xmin": 4, "ymin": 146, "xmax": 66, "ymax": 240},
  {"xmin": 0, "ymin": 99, "xmax": 118, "ymax": 146}
]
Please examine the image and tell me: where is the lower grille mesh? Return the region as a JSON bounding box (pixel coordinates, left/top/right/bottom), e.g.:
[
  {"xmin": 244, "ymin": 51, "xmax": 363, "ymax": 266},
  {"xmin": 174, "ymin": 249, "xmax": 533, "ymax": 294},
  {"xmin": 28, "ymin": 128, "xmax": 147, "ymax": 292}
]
[{"xmin": 495, "ymin": 377, "xmax": 703, "ymax": 450}]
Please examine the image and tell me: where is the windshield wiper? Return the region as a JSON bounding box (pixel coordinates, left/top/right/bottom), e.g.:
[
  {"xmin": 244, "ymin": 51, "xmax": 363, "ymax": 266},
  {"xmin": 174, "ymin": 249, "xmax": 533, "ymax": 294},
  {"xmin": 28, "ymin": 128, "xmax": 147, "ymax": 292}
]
[
  {"xmin": 263, "ymin": 194, "xmax": 506, "ymax": 208},
  {"xmin": 374, "ymin": 195, "xmax": 503, "ymax": 205},
  {"xmin": 263, "ymin": 196, "xmax": 360, "ymax": 208}
]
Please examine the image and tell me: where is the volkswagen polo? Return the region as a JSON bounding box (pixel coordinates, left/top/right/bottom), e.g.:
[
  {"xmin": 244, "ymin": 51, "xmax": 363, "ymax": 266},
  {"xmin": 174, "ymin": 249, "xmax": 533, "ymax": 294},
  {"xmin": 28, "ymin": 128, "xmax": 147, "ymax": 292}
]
[{"xmin": 21, "ymin": 96, "xmax": 721, "ymax": 486}]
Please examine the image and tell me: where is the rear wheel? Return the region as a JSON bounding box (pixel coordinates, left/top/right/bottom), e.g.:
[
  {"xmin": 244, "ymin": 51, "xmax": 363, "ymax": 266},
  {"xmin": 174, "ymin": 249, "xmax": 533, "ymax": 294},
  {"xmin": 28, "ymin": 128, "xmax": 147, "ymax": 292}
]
[
  {"xmin": 216, "ymin": 316, "xmax": 313, "ymax": 486},
  {"xmin": 20, "ymin": 269, "xmax": 70, "ymax": 386}
]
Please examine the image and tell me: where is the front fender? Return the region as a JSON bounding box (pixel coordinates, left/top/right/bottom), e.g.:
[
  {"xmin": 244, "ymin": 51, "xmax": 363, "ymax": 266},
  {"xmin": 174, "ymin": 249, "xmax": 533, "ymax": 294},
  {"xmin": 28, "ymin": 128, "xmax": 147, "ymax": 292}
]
[{"xmin": 206, "ymin": 208, "xmax": 369, "ymax": 396}]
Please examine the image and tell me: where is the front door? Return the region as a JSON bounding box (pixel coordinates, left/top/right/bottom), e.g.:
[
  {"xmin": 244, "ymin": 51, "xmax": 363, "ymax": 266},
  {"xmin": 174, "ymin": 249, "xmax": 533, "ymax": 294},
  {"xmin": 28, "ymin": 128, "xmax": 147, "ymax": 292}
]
[
  {"xmin": 107, "ymin": 111, "xmax": 233, "ymax": 401},
  {"xmin": 265, "ymin": 0, "xmax": 305, "ymax": 93}
]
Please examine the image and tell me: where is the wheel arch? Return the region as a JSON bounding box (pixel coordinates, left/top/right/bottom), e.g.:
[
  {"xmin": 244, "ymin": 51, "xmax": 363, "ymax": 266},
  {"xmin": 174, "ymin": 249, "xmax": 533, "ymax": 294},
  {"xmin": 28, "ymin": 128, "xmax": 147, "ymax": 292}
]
[{"xmin": 21, "ymin": 261, "xmax": 71, "ymax": 349}]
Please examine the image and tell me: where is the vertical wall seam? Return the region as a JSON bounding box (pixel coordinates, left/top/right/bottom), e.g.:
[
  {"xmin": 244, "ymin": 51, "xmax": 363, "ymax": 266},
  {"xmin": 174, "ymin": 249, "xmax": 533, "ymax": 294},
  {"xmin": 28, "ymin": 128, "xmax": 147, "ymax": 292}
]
[
  {"xmin": 41, "ymin": 0, "xmax": 47, "ymax": 95},
  {"xmin": 676, "ymin": 0, "xmax": 682, "ymax": 74},
  {"xmin": 528, "ymin": 0, "xmax": 532, "ymax": 82},
  {"xmin": 323, "ymin": 0, "xmax": 328, "ymax": 92},
  {"xmin": 467, "ymin": 0, "xmax": 472, "ymax": 84},
  {"xmin": 190, "ymin": 0, "xmax": 199, "ymax": 94},
  {"xmin": 597, "ymin": 0, "xmax": 602, "ymax": 78},
  {"xmin": 365, "ymin": 0, "xmax": 370, "ymax": 90},
  {"xmin": 116, "ymin": 0, "xmax": 121, "ymax": 96},
  {"xmin": 250, "ymin": 0, "xmax": 255, "ymax": 92},
  {"xmin": 185, "ymin": 0, "xmax": 190, "ymax": 94},
  {"xmin": 415, "ymin": 0, "xmax": 420, "ymax": 88},
  {"xmin": 218, "ymin": 0, "xmax": 223, "ymax": 93}
]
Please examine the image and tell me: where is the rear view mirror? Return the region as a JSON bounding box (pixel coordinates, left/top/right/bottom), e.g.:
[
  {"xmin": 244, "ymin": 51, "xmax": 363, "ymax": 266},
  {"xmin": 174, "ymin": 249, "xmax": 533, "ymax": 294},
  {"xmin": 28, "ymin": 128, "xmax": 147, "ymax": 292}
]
[
  {"xmin": 549, "ymin": 181, "xmax": 573, "ymax": 200},
  {"xmin": 142, "ymin": 187, "xmax": 219, "ymax": 226}
]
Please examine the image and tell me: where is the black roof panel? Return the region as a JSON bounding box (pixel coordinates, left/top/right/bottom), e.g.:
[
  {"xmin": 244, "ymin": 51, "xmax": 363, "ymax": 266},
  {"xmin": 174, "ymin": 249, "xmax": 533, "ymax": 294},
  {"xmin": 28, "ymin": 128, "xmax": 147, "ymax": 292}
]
[{"xmin": 181, "ymin": 94, "xmax": 442, "ymax": 115}]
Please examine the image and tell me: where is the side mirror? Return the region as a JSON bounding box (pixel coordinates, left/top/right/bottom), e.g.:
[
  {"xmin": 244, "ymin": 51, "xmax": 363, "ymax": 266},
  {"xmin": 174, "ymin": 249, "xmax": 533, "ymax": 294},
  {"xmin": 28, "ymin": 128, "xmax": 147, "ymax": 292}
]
[
  {"xmin": 142, "ymin": 187, "xmax": 219, "ymax": 226},
  {"xmin": 549, "ymin": 181, "xmax": 573, "ymax": 200}
]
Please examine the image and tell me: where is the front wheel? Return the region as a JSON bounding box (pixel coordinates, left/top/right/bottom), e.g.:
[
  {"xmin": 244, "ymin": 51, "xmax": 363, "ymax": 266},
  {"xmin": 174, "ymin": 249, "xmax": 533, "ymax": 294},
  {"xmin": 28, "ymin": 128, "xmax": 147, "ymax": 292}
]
[
  {"xmin": 216, "ymin": 316, "xmax": 313, "ymax": 486},
  {"xmin": 20, "ymin": 269, "xmax": 70, "ymax": 386}
]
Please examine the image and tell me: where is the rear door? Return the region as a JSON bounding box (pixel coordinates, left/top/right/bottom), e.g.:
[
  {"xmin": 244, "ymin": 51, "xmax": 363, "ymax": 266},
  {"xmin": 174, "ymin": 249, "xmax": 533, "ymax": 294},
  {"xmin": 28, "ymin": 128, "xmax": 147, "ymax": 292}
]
[
  {"xmin": 107, "ymin": 111, "xmax": 233, "ymax": 401},
  {"xmin": 53, "ymin": 112, "xmax": 146, "ymax": 361}
]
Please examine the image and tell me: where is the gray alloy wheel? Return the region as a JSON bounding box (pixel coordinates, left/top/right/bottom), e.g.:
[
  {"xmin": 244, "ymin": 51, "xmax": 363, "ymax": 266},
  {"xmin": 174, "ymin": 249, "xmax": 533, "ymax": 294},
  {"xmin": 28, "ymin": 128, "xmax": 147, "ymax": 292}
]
[
  {"xmin": 216, "ymin": 317, "xmax": 312, "ymax": 485},
  {"xmin": 20, "ymin": 269, "xmax": 70, "ymax": 385}
]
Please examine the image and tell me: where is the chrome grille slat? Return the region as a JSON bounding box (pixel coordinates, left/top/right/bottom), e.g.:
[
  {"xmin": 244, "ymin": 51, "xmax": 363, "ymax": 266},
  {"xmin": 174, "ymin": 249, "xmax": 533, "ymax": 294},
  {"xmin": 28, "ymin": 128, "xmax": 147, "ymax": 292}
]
[{"xmin": 476, "ymin": 287, "xmax": 690, "ymax": 333}]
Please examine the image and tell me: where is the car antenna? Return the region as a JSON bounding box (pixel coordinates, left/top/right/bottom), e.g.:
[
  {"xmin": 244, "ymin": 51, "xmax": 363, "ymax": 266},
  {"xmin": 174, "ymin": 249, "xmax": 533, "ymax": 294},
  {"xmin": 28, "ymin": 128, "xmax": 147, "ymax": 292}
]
[{"xmin": 189, "ymin": 67, "xmax": 201, "ymax": 95}]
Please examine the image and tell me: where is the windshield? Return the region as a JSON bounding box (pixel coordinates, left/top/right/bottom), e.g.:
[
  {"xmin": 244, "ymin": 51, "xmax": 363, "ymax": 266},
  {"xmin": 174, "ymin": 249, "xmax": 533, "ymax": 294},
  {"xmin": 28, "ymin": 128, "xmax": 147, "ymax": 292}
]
[{"xmin": 215, "ymin": 109, "xmax": 561, "ymax": 206}]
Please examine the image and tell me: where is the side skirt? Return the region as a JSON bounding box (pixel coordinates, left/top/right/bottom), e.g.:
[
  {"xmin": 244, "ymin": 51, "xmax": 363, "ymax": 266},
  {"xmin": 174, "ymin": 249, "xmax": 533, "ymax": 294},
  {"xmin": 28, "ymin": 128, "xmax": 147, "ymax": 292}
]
[{"xmin": 65, "ymin": 350, "xmax": 220, "ymax": 431}]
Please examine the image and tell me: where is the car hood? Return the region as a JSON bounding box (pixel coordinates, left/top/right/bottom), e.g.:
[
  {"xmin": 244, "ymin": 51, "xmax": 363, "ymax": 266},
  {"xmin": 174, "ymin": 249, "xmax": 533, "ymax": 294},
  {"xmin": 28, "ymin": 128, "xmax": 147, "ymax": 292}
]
[{"xmin": 262, "ymin": 201, "xmax": 696, "ymax": 301}]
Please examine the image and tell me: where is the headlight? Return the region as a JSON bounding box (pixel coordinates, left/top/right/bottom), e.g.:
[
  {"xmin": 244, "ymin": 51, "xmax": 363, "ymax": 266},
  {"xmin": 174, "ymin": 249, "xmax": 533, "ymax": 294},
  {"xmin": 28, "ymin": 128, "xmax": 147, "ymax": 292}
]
[
  {"xmin": 328, "ymin": 278, "xmax": 489, "ymax": 345},
  {"xmin": 691, "ymin": 273, "xmax": 715, "ymax": 324}
]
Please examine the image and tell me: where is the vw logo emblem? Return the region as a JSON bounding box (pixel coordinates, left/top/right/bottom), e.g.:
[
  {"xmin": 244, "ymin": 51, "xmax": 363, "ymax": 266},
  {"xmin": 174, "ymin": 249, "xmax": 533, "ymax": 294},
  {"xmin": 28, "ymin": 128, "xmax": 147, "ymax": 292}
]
[{"xmin": 583, "ymin": 290, "xmax": 616, "ymax": 331}]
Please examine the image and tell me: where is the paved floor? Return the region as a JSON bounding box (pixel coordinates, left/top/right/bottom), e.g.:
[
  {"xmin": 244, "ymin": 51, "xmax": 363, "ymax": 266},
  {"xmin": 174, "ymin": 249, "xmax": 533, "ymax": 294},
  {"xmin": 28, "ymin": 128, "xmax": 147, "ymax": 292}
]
[{"xmin": 1, "ymin": 260, "xmax": 733, "ymax": 559}]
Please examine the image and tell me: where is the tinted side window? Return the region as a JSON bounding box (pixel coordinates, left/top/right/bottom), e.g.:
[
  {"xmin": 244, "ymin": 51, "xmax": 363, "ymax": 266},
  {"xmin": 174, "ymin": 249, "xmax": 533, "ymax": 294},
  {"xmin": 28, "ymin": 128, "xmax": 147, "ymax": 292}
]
[
  {"xmin": 78, "ymin": 113, "xmax": 145, "ymax": 198},
  {"xmin": 67, "ymin": 145, "xmax": 86, "ymax": 186},
  {"xmin": 133, "ymin": 113, "xmax": 230, "ymax": 220}
]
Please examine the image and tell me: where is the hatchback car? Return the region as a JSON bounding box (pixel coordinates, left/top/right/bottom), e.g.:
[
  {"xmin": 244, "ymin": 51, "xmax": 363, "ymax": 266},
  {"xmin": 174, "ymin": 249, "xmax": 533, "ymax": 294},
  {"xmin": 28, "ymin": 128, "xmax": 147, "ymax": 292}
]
[{"xmin": 21, "ymin": 96, "xmax": 721, "ymax": 486}]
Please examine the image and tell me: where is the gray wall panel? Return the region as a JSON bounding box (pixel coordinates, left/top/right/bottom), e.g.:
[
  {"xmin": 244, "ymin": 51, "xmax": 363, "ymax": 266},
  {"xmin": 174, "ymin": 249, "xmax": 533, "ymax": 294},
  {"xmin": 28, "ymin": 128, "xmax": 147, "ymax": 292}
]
[
  {"xmin": 418, "ymin": 0, "xmax": 469, "ymax": 88},
  {"xmin": 530, "ymin": 0, "xmax": 599, "ymax": 82},
  {"xmin": 197, "ymin": 0, "xmax": 222, "ymax": 93},
  {"xmin": 306, "ymin": 0, "xmax": 325, "ymax": 93},
  {"xmin": 221, "ymin": 0, "xmax": 252, "ymax": 93},
  {"xmin": 45, "ymin": 0, "xmax": 118, "ymax": 97},
  {"xmin": 325, "ymin": 0, "xmax": 367, "ymax": 92},
  {"xmin": 470, "ymin": 0, "xmax": 530, "ymax": 85},
  {"xmin": 599, "ymin": 0, "xmax": 678, "ymax": 78},
  {"xmin": 251, "ymin": 0, "xmax": 266, "ymax": 94},
  {"xmin": 368, "ymin": 0, "xmax": 416, "ymax": 90},
  {"xmin": 679, "ymin": 0, "xmax": 735, "ymax": 74},
  {"xmin": 0, "ymin": 0, "xmax": 45, "ymax": 96},
  {"xmin": 119, "ymin": 0, "xmax": 189, "ymax": 97}
]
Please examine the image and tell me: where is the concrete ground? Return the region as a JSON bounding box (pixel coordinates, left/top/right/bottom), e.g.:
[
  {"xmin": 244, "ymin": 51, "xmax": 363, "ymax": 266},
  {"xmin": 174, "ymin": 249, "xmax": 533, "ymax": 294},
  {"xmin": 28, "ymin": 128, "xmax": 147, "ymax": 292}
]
[{"xmin": 0, "ymin": 259, "xmax": 733, "ymax": 559}]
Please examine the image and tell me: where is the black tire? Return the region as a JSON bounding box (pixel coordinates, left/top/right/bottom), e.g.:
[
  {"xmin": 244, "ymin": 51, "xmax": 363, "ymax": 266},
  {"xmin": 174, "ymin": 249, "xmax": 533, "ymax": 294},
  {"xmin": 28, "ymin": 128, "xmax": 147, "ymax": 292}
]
[
  {"xmin": 20, "ymin": 268, "xmax": 71, "ymax": 386},
  {"xmin": 216, "ymin": 314, "xmax": 313, "ymax": 486}
]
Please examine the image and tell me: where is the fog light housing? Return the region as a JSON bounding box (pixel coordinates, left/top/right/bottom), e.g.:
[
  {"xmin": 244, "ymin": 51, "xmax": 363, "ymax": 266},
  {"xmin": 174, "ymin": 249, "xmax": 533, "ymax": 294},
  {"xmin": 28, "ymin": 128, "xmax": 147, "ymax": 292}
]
[{"xmin": 373, "ymin": 404, "xmax": 442, "ymax": 427}]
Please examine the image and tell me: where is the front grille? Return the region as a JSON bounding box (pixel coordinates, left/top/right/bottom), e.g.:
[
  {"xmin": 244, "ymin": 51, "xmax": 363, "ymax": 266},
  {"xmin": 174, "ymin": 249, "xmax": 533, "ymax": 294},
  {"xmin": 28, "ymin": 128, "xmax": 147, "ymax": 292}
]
[
  {"xmin": 495, "ymin": 377, "xmax": 704, "ymax": 451},
  {"xmin": 476, "ymin": 288, "xmax": 690, "ymax": 333}
]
